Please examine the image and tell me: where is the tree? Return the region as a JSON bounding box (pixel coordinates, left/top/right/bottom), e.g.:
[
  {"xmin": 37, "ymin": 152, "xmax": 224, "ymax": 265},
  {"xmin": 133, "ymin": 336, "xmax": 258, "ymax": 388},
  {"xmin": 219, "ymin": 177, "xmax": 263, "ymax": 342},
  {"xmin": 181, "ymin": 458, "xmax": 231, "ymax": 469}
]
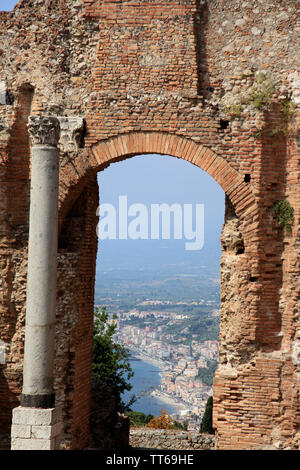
[
  {"xmin": 146, "ymin": 409, "xmax": 175, "ymax": 430},
  {"xmin": 126, "ymin": 411, "xmax": 154, "ymax": 427},
  {"xmin": 92, "ymin": 306, "xmax": 135, "ymax": 412},
  {"xmin": 200, "ymin": 396, "xmax": 215, "ymax": 434},
  {"xmin": 173, "ymin": 420, "xmax": 188, "ymax": 431},
  {"xmin": 197, "ymin": 359, "xmax": 218, "ymax": 386}
]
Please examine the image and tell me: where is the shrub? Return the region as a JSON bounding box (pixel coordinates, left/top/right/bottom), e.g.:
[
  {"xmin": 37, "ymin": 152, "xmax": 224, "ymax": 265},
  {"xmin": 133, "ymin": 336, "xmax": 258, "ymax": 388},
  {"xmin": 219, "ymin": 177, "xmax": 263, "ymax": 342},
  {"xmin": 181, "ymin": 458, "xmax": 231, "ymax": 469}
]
[
  {"xmin": 274, "ymin": 200, "xmax": 294, "ymax": 233},
  {"xmin": 280, "ymin": 99, "xmax": 295, "ymax": 121},
  {"xmin": 146, "ymin": 409, "xmax": 175, "ymax": 430},
  {"xmin": 222, "ymin": 102, "xmax": 242, "ymax": 118},
  {"xmin": 248, "ymin": 72, "xmax": 276, "ymax": 110},
  {"xmin": 173, "ymin": 420, "xmax": 188, "ymax": 431}
]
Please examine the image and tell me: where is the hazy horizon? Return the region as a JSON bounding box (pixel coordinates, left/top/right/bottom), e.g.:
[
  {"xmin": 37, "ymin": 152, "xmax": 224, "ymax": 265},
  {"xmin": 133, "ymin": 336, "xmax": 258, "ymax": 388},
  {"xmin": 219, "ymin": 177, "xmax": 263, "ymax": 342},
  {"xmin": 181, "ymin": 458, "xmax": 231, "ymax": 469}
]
[{"xmin": 96, "ymin": 154, "xmax": 225, "ymax": 275}]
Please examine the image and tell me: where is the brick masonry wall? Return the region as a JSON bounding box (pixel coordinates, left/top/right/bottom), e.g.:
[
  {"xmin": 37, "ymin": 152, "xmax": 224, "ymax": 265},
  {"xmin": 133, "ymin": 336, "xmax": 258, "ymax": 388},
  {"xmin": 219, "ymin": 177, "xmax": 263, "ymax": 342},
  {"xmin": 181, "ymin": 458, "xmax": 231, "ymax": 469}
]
[{"xmin": 0, "ymin": 0, "xmax": 299, "ymax": 450}]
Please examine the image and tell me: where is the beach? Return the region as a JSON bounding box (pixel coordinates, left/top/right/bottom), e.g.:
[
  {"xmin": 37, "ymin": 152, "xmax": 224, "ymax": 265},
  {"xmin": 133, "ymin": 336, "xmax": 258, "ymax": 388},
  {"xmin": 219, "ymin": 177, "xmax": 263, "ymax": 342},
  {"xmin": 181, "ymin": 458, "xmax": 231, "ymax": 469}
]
[
  {"xmin": 129, "ymin": 352, "xmax": 187, "ymax": 416},
  {"xmin": 132, "ymin": 353, "xmax": 168, "ymax": 371},
  {"xmin": 150, "ymin": 390, "xmax": 186, "ymax": 415},
  {"xmin": 123, "ymin": 354, "xmax": 182, "ymax": 417}
]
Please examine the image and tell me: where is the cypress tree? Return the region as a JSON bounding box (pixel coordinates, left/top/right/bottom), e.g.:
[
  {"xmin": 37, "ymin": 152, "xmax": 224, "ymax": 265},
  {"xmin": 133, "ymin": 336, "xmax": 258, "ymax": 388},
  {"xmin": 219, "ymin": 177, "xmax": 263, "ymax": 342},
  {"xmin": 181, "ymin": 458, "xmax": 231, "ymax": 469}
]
[{"xmin": 200, "ymin": 396, "xmax": 215, "ymax": 434}]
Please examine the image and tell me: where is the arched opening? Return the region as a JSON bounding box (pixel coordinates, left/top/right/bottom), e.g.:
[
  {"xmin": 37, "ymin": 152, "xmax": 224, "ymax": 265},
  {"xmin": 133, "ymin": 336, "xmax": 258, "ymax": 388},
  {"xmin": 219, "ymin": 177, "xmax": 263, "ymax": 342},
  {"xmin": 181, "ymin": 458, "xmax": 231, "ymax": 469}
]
[
  {"xmin": 56, "ymin": 133, "xmax": 258, "ymax": 449},
  {"xmin": 93, "ymin": 153, "xmax": 224, "ymax": 442}
]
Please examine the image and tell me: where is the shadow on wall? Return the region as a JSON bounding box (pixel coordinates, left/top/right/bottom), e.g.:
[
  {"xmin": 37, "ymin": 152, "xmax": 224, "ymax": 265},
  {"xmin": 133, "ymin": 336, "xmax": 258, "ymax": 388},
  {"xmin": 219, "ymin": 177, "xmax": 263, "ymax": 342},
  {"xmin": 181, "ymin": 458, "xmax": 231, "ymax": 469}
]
[
  {"xmin": 194, "ymin": 1, "xmax": 209, "ymax": 101},
  {"xmin": 0, "ymin": 367, "xmax": 20, "ymax": 449},
  {"xmin": 90, "ymin": 378, "xmax": 129, "ymax": 450},
  {"xmin": 255, "ymin": 103, "xmax": 288, "ymax": 350},
  {"xmin": 6, "ymin": 84, "xmax": 34, "ymax": 230}
]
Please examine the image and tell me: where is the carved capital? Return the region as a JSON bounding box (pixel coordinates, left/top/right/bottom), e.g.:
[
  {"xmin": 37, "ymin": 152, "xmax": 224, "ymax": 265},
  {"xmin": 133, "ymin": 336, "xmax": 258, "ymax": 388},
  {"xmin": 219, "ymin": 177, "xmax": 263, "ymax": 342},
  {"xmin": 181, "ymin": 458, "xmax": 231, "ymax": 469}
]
[
  {"xmin": 28, "ymin": 116, "xmax": 60, "ymax": 147},
  {"xmin": 57, "ymin": 117, "xmax": 85, "ymax": 154}
]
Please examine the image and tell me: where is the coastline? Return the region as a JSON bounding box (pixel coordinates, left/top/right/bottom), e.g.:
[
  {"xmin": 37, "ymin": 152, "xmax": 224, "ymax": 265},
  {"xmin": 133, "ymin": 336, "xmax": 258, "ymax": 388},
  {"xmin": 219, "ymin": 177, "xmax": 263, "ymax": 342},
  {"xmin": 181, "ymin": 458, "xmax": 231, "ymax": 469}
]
[
  {"xmin": 150, "ymin": 390, "xmax": 186, "ymax": 415},
  {"xmin": 131, "ymin": 352, "xmax": 167, "ymax": 371},
  {"xmin": 130, "ymin": 351, "xmax": 187, "ymax": 416}
]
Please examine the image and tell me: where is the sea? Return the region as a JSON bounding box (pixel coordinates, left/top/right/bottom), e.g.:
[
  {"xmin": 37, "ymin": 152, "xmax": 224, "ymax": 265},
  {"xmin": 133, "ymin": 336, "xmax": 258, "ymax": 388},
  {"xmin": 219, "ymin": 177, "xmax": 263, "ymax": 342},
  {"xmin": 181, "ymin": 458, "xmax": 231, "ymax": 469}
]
[{"xmin": 121, "ymin": 356, "xmax": 178, "ymax": 417}]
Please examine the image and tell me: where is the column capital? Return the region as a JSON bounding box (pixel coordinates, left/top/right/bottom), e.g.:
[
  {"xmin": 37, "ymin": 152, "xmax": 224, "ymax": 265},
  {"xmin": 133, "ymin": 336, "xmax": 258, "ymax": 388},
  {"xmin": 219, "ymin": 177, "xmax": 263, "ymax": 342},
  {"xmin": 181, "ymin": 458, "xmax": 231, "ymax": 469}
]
[
  {"xmin": 28, "ymin": 115, "xmax": 60, "ymax": 147},
  {"xmin": 57, "ymin": 116, "xmax": 85, "ymax": 154}
]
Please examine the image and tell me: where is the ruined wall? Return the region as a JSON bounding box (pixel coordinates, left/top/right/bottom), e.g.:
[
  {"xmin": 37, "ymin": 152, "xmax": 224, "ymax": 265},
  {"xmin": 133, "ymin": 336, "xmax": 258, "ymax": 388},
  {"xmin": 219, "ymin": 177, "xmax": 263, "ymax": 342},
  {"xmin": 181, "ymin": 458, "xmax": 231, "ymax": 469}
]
[
  {"xmin": 0, "ymin": 0, "xmax": 299, "ymax": 450},
  {"xmin": 129, "ymin": 428, "xmax": 215, "ymax": 450}
]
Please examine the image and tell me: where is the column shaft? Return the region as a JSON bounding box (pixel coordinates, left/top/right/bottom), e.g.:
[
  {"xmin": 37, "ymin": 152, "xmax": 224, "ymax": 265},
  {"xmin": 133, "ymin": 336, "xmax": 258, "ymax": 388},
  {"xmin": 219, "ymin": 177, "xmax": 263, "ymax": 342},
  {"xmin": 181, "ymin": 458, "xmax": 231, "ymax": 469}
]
[{"xmin": 21, "ymin": 144, "xmax": 59, "ymax": 407}]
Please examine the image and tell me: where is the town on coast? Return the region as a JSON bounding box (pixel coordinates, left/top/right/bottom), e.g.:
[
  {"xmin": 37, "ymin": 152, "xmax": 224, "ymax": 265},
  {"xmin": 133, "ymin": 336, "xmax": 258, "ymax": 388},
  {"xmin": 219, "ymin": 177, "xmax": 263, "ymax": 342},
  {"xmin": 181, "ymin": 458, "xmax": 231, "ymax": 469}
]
[{"xmin": 113, "ymin": 305, "xmax": 219, "ymax": 430}]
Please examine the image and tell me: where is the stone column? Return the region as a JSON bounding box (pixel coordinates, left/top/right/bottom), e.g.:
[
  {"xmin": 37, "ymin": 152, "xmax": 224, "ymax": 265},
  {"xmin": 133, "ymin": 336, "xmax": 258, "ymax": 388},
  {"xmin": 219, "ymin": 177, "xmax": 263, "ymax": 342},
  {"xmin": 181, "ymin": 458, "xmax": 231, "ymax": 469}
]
[{"xmin": 11, "ymin": 116, "xmax": 62, "ymax": 450}]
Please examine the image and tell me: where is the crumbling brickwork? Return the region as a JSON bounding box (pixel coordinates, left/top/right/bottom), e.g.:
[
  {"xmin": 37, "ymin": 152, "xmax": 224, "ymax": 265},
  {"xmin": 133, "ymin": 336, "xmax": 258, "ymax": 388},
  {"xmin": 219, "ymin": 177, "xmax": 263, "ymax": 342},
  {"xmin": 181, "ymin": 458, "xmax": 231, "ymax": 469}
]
[{"xmin": 0, "ymin": 0, "xmax": 299, "ymax": 450}]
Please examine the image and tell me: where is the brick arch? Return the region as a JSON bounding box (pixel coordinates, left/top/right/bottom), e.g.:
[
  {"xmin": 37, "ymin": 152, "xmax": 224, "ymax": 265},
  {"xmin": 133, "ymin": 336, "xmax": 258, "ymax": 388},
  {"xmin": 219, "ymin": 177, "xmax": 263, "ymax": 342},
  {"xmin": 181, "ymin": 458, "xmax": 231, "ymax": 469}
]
[
  {"xmin": 56, "ymin": 130, "xmax": 261, "ymax": 448},
  {"xmin": 82, "ymin": 132, "xmax": 259, "ymax": 249},
  {"xmin": 57, "ymin": 131, "xmax": 262, "ymax": 278},
  {"xmin": 59, "ymin": 132, "xmax": 259, "ymax": 249}
]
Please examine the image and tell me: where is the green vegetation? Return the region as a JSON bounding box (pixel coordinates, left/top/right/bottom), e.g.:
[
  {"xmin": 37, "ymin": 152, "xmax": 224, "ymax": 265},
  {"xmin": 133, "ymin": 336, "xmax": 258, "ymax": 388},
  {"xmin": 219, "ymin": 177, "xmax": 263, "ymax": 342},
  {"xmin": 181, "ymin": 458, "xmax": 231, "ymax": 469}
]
[
  {"xmin": 267, "ymin": 126, "xmax": 291, "ymax": 138},
  {"xmin": 126, "ymin": 411, "xmax": 154, "ymax": 427},
  {"xmin": 223, "ymin": 103, "xmax": 242, "ymax": 118},
  {"xmin": 126, "ymin": 410, "xmax": 188, "ymax": 430},
  {"xmin": 200, "ymin": 396, "xmax": 214, "ymax": 435},
  {"xmin": 92, "ymin": 306, "xmax": 135, "ymax": 412},
  {"xmin": 164, "ymin": 314, "xmax": 219, "ymax": 343},
  {"xmin": 253, "ymin": 127, "xmax": 264, "ymax": 138},
  {"xmin": 124, "ymin": 308, "xmax": 219, "ymax": 345},
  {"xmin": 280, "ymin": 99, "xmax": 295, "ymax": 121},
  {"xmin": 93, "ymin": 268, "xmax": 220, "ymax": 421},
  {"xmin": 274, "ymin": 200, "xmax": 294, "ymax": 233},
  {"xmin": 95, "ymin": 270, "xmax": 220, "ymax": 306},
  {"xmin": 248, "ymin": 73, "xmax": 276, "ymax": 110},
  {"xmin": 173, "ymin": 420, "xmax": 188, "ymax": 431},
  {"xmin": 197, "ymin": 359, "xmax": 218, "ymax": 386}
]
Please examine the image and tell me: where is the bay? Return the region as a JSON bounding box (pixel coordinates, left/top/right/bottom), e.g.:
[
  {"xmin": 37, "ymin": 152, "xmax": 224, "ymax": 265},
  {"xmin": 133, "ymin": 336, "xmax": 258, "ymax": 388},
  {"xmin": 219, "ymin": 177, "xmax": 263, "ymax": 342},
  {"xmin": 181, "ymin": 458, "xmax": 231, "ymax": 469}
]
[{"xmin": 122, "ymin": 356, "xmax": 178, "ymax": 417}]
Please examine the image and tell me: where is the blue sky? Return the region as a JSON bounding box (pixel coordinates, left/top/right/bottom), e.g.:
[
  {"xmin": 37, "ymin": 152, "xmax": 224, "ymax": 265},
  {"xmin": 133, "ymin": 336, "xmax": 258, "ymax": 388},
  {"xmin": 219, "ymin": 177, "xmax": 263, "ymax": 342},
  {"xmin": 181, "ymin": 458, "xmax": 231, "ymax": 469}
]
[
  {"xmin": 2, "ymin": 0, "xmax": 225, "ymax": 271},
  {"xmin": 97, "ymin": 155, "xmax": 224, "ymax": 270},
  {"xmin": 98, "ymin": 154, "xmax": 224, "ymax": 236},
  {"xmin": 1, "ymin": 0, "xmax": 17, "ymax": 11}
]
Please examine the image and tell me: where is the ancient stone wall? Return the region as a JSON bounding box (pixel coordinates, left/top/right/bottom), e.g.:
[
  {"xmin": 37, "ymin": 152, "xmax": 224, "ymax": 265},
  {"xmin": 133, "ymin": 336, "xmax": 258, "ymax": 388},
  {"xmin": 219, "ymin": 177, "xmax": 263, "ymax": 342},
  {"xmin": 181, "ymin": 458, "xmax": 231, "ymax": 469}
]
[
  {"xmin": 129, "ymin": 428, "xmax": 215, "ymax": 450},
  {"xmin": 0, "ymin": 0, "xmax": 299, "ymax": 450}
]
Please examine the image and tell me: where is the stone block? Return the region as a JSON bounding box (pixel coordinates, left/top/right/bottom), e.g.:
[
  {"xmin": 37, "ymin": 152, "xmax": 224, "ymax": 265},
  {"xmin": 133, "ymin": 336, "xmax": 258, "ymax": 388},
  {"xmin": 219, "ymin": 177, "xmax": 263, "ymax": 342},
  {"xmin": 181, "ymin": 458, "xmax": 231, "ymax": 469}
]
[
  {"xmin": 12, "ymin": 406, "xmax": 60, "ymax": 426},
  {"xmin": 31, "ymin": 422, "xmax": 62, "ymax": 440},
  {"xmin": 11, "ymin": 406, "xmax": 63, "ymax": 450},
  {"xmin": 11, "ymin": 424, "xmax": 31, "ymax": 439},
  {"xmin": 11, "ymin": 438, "xmax": 56, "ymax": 451}
]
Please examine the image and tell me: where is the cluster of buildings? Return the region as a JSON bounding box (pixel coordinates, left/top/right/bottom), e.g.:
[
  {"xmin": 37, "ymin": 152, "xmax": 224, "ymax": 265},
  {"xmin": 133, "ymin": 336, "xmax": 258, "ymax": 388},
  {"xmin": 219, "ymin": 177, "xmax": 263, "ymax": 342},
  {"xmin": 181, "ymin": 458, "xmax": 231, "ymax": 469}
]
[
  {"xmin": 137, "ymin": 300, "xmax": 208, "ymax": 306},
  {"xmin": 114, "ymin": 317, "xmax": 219, "ymax": 430}
]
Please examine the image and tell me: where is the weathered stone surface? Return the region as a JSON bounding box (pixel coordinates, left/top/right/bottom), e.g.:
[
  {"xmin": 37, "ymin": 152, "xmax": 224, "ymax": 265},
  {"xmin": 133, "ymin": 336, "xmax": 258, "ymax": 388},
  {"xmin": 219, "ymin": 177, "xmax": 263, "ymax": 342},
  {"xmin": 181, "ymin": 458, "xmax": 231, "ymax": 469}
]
[
  {"xmin": 129, "ymin": 428, "xmax": 215, "ymax": 450},
  {"xmin": 11, "ymin": 424, "xmax": 31, "ymax": 439},
  {"xmin": 11, "ymin": 437, "xmax": 56, "ymax": 451},
  {"xmin": 57, "ymin": 117, "xmax": 85, "ymax": 154},
  {"xmin": 11, "ymin": 406, "xmax": 62, "ymax": 450},
  {"xmin": 12, "ymin": 407, "xmax": 61, "ymax": 426},
  {"xmin": 31, "ymin": 423, "xmax": 63, "ymax": 440}
]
